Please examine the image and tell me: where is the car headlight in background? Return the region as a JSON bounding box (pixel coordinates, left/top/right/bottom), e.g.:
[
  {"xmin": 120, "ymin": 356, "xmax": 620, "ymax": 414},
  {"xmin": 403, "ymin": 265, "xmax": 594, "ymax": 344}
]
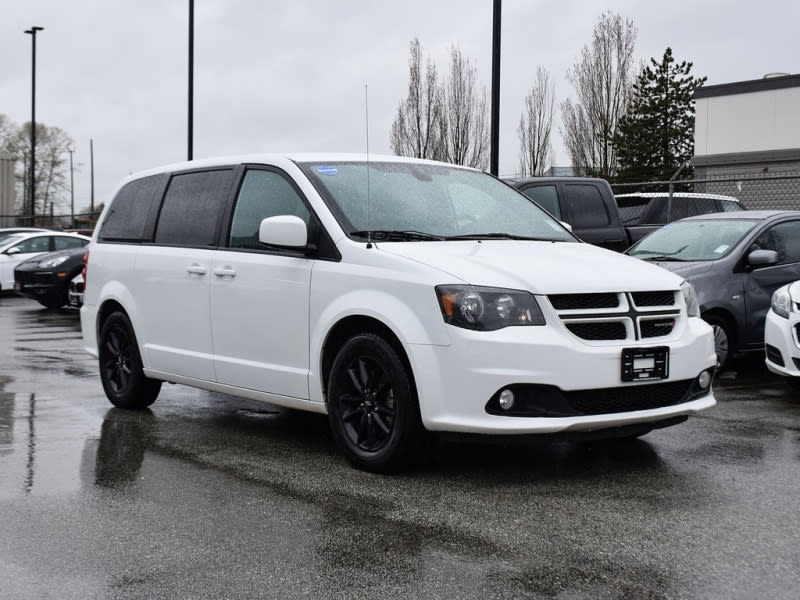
[
  {"xmin": 681, "ymin": 281, "xmax": 700, "ymax": 317},
  {"xmin": 37, "ymin": 255, "xmax": 70, "ymax": 269},
  {"xmin": 436, "ymin": 285, "xmax": 545, "ymax": 331},
  {"xmin": 771, "ymin": 284, "xmax": 793, "ymax": 319}
]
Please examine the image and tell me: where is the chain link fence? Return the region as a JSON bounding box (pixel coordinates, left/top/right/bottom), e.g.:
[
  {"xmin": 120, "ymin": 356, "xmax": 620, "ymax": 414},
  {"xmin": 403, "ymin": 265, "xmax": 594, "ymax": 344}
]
[
  {"xmin": 610, "ymin": 171, "xmax": 800, "ymax": 211},
  {"xmin": 0, "ymin": 211, "xmax": 100, "ymax": 230}
]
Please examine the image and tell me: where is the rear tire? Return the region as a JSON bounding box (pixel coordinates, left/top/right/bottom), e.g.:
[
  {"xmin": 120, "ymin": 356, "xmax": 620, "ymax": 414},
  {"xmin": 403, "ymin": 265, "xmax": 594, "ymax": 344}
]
[
  {"xmin": 327, "ymin": 333, "xmax": 425, "ymax": 473},
  {"xmin": 98, "ymin": 312, "xmax": 161, "ymax": 409}
]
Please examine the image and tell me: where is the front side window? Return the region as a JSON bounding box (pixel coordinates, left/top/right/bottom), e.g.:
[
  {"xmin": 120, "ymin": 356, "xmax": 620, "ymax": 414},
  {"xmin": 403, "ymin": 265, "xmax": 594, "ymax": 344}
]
[
  {"xmin": 228, "ymin": 169, "xmax": 311, "ymax": 250},
  {"xmin": 564, "ymin": 184, "xmax": 609, "ymax": 228},
  {"xmin": 155, "ymin": 170, "xmax": 234, "ymax": 246},
  {"xmin": 54, "ymin": 236, "xmax": 88, "ymax": 250},
  {"xmin": 519, "ymin": 185, "xmax": 561, "ymax": 219},
  {"xmin": 11, "ymin": 236, "xmax": 50, "ymax": 254},
  {"xmin": 299, "ymin": 162, "xmax": 573, "ymax": 242},
  {"xmin": 749, "ymin": 221, "xmax": 800, "ymax": 264}
]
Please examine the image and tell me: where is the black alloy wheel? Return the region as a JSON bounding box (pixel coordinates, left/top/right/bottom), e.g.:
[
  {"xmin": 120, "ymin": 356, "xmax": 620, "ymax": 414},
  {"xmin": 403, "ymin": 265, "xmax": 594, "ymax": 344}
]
[
  {"xmin": 327, "ymin": 333, "xmax": 424, "ymax": 472},
  {"xmin": 98, "ymin": 312, "xmax": 161, "ymax": 409}
]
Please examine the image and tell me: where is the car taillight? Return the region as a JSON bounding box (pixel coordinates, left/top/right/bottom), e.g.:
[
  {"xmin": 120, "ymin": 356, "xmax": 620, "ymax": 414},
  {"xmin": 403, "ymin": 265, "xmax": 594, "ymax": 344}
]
[{"xmin": 82, "ymin": 251, "xmax": 89, "ymax": 287}]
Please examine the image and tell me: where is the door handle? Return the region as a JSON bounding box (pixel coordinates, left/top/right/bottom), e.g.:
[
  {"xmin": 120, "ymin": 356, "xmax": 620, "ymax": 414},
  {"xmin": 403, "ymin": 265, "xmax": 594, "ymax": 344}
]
[
  {"xmin": 186, "ymin": 263, "xmax": 208, "ymax": 276},
  {"xmin": 213, "ymin": 266, "xmax": 237, "ymax": 278}
]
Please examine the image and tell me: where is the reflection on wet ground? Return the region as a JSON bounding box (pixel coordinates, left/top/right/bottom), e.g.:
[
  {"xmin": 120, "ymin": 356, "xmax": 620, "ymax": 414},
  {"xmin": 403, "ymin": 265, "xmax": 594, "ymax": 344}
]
[{"xmin": 1, "ymin": 294, "xmax": 800, "ymax": 598}]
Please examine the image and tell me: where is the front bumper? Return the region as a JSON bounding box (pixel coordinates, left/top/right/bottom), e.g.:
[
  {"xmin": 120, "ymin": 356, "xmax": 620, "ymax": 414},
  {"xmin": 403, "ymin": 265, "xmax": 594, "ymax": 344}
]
[
  {"xmin": 764, "ymin": 309, "xmax": 800, "ymax": 377},
  {"xmin": 407, "ymin": 316, "xmax": 717, "ymax": 434}
]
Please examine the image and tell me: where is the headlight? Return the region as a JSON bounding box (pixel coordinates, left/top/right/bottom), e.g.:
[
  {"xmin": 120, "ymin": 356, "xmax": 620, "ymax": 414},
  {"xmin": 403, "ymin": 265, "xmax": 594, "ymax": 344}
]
[
  {"xmin": 38, "ymin": 255, "xmax": 69, "ymax": 268},
  {"xmin": 436, "ymin": 285, "xmax": 545, "ymax": 331},
  {"xmin": 681, "ymin": 281, "xmax": 699, "ymax": 317},
  {"xmin": 771, "ymin": 284, "xmax": 792, "ymax": 319}
]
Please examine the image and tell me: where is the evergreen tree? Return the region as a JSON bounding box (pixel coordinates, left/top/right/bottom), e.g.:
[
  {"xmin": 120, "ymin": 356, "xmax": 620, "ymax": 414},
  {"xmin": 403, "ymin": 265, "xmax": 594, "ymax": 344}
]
[{"xmin": 614, "ymin": 47, "xmax": 706, "ymax": 182}]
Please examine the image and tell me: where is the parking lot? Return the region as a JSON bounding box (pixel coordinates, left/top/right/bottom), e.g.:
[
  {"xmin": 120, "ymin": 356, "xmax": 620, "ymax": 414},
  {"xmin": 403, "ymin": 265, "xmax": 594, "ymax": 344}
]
[{"xmin": 1, "ymin": 293, "xmax": 799, "ymax": 599}]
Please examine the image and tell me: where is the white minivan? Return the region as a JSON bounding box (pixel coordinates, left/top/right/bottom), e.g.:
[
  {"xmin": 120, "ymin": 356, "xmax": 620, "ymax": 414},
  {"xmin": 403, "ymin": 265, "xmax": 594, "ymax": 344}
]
[{"xmin": 81, "ymin": 154, "xmax": 716, "ymax": 471}]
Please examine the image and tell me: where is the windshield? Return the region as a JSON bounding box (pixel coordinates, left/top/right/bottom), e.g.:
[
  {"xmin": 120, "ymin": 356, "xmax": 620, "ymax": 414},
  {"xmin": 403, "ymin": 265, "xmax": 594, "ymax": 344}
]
[
  {"xmin": 627, "ymin": 219, "xmax": 759, "ymax": 261},
  {"xmin": 298, "ymin": 161, "xmax": 575, "ymax": 242}
]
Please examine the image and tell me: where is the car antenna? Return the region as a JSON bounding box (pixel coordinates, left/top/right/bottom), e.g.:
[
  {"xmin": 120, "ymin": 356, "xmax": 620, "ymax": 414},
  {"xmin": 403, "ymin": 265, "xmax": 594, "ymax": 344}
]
[{"xmin": 365, "ymin": 83, "xmax": 373, "ymax": 249}]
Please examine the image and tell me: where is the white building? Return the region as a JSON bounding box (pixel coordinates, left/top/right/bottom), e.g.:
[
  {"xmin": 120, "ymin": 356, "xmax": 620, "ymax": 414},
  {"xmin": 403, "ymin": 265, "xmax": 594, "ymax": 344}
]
[{"xmin": 693, "ymin": 73, "xmax": 800, "ymax": 178}]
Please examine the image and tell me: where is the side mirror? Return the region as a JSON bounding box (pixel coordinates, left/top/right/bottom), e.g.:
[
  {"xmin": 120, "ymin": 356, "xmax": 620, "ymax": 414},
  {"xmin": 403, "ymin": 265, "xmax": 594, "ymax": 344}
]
[
  {"xmin": 258, "ymin": 215, "xmax": 308, "ymax": 249},
  {"xmin": 747, "ymin": 249, "xmax": 779, "ymax": 267},
  {"xmin": 560, "ymin": 221, "xmax": 573, "ymax": 233},
  {"xmin": 5, "ymin": 247, "xmax": 20, "ymax": 255}
]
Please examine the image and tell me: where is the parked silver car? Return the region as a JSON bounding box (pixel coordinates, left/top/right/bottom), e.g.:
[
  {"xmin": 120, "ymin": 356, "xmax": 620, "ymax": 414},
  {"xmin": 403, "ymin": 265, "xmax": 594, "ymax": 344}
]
[{"xmin": 627, "ymin": 210, "xmax": 800, "ymax": 370}]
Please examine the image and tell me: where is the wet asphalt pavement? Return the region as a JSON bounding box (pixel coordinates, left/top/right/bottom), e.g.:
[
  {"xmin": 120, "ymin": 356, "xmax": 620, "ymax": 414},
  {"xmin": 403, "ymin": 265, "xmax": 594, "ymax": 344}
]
[{"xmin": 0, "ymin": 294, "xmax": 799, "ymax": 599}]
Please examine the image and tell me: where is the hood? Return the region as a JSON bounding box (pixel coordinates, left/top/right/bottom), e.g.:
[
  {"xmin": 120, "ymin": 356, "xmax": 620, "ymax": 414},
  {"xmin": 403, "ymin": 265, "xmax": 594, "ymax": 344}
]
[
  {"xmin": 646, "ymin": 260, "xmax": 714, "ymax": 279},
  {"xmin": 378, "ymin": 240, "xmax": 683, "ymax": 294},
  {"xmin": 16, "ymin": 246, "xmax": 86, "ymax": 270}
]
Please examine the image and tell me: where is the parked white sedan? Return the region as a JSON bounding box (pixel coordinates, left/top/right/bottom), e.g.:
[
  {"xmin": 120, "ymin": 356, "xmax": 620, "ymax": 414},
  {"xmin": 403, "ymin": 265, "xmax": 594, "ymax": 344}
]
[
  {"xmin": 765, "ymin": 281, "xmax": 800, "ymax": 381},
  {"xmin": 0, "ymin": 231, "xmax": 90, "ymax": 292}
]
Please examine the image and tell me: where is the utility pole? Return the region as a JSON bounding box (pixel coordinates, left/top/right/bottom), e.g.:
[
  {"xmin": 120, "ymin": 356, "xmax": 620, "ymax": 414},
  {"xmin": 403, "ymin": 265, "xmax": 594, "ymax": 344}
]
[
  {"xmin": 24, "ymin": 25, "xmax": 44, "ymax": 225},
  {"xmin": 90, "ymin": 139, "xmax": 95, "ymax": 217},
  {"xmin": 67, "ymin": 147, "xmax": 75, "ymax": 226},
  {"xmin": 490, "ymin": 1, "xmax": 501, "ymax": 176}
]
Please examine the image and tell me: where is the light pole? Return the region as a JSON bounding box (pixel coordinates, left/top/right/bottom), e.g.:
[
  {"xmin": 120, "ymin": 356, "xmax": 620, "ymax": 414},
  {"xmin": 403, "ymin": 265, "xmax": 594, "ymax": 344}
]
[
  {"xmin": 67, "ymin": 147, "xmax": 75, "ymax": 226},
  {"xmin": 24, "ymin": 25, "xmax": 44, "ymax": 226},
  {"xmin": 188, "ymin": 0, "xmax": 194, "ymax": 160}
]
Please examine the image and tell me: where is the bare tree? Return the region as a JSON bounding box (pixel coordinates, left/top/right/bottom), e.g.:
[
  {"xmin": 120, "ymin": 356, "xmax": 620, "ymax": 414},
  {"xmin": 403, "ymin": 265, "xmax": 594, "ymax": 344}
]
[
  {"xmin": 440, "ymin": 45, "xmax": 489, "ymax": 170},
  {"xmin": 4, "ymin": 121, "xmax": 74, "ymax": 218},
  {"xmin": 391, "ymin": 38, "xmax": 444, "ymax": 160},
  {"xmin": 517, "ymin": 66, "xmax": 555, "ymax": 176},
  {"xmin": 560, "ymin": 12, "xmax": 638, "ymax": 177}
]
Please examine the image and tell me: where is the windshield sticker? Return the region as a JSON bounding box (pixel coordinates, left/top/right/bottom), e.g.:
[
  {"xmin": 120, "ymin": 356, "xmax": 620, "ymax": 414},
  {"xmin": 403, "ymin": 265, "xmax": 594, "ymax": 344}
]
[
  {"xmin": 316, "ymin": 166, "xmax": 339, "ymax": 176},
  {"xmin": 713, "ymin": 244, "xmax": 729, "ymax": 254}
]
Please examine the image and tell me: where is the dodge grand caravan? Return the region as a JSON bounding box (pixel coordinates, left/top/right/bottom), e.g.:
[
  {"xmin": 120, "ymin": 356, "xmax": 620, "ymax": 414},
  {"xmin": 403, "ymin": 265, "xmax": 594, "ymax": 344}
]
[{"xmin": 81, "ymin": 154, "xmax": 716, "ymax": 472}]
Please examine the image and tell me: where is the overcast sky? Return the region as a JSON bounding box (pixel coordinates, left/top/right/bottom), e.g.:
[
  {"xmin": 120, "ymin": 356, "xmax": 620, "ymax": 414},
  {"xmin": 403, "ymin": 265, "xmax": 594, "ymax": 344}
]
[{"xmin": 2, "ymin": 0, "xmax": 797, "ymax": 212}]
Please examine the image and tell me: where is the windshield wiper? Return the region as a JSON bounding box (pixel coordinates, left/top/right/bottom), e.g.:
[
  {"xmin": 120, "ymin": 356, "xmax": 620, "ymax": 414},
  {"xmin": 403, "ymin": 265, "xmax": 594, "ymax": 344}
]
[
  {"xmin": 640, "ymin": 256, "xmax": 690, "ymax": 262},
  {"xmin": 632, "ymin": 245, "xmax": 689, "ymax": 261},
  {"xmin": 349, "ymin": 229, "xmax": 446, "ymax": 241},
  {"xmin": 445, "ymin": 232, "xmax": 555, "ymax": 241}
]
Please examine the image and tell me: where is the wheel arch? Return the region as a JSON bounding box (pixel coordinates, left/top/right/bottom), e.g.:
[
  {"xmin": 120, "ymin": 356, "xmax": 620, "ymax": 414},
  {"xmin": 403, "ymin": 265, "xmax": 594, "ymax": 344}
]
[{"xmin": 320, "ymin": 315, "xmax": 417, "ymax": 405}]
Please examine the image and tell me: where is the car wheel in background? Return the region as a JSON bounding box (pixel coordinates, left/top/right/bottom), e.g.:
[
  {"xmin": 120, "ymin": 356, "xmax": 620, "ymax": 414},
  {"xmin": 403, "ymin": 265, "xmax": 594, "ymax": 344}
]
[
  {"xmin": 704, "ymin": 314, "xmax": 734, "ymax": 372},
  {"xmin": 98, "ymin": 312, "xmax": 162, "ymax": 409},
  {"xmin": 327, "ymin": 332, "xmax": 425, "ymax": 473}
]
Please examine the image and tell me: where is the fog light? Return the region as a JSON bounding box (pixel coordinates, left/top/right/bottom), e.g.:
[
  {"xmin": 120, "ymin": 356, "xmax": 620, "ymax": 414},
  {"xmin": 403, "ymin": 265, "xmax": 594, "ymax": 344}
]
[
  {"xmin": 697, "ymin": 370, "xmax": 712, "ymax": 390},
  {"xmin": 498, "ymin": 389, "xmax": 515, "ymax": 410}
]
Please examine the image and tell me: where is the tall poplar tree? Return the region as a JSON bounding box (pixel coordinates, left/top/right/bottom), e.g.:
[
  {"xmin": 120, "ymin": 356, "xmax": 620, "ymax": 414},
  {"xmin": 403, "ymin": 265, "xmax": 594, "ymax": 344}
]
[{"xmin": 614, "ymin": 47, "xmax": 707, "ymax": 182}]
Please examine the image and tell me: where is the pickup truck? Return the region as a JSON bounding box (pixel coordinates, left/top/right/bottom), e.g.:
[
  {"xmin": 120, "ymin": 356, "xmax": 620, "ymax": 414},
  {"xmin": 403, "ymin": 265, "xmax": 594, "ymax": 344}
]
[{"xmin": 506, "ymin": 177, "xmax": 745, "ymax": 251}]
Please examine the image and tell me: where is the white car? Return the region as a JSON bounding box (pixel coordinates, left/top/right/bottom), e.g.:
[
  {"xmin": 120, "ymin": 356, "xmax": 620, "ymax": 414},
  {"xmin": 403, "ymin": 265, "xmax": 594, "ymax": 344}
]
[
  {"xmin": 765, "ymin": 281, "xmax": 800, "ymax": 381},
  {"xmin": 81, "ymin": 154, "xmax": 717, "ymax": 472},
  {"xmin": 0, "ymin": 231, "xmax": 90, "ymax": 292}
]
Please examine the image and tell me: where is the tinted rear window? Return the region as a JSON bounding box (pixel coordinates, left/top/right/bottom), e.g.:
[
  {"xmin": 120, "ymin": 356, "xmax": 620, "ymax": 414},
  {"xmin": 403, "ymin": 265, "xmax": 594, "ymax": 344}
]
[
  {"xmin": 98, "ymin": 176, "xmax": 164, "ymax": 242},
  {"xmin": 154, "ymin": 170, "xmax": 235, "ymax": 246}
]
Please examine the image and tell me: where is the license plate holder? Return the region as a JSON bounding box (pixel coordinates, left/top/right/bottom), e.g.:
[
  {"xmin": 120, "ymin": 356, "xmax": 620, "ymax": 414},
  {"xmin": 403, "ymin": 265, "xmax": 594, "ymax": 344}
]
[{"xmin": 621, "ymin": 347, "xmax": 669, "ymax": 382}]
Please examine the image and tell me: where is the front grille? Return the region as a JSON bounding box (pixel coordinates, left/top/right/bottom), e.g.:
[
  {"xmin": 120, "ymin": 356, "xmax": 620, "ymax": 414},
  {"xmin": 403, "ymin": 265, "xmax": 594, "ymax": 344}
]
[
  {"xmin": 566, "ymin": 379, "xmax": 695, "ymax": 415},
  {"xmin": 566, "ymin": 322, "xmax": 626, "ymax": 340},
  {"xmin": 793, "ymin": 358, "xmax": 800, "ymax": 370},
  {"xmin": 795, "ymin": 323, "xmax": 800, "ymax": 342},
  {"xmin": 632, "ymin": 291, "xmax": 675, "ymax": 307},
  {"xmin": 15, "ymin": 271, "xmax": 53, "ymax": 285},
  {"xmin": 640, "ymin": 318, "xmax": 676, "ymax": 338},
  {"xmin": 549, "ymin": 293, "xmax": 619, "ymax": 310},
  {"xmin": 766, "ymin": 344, "xmax": 785, "ymax": 367}
]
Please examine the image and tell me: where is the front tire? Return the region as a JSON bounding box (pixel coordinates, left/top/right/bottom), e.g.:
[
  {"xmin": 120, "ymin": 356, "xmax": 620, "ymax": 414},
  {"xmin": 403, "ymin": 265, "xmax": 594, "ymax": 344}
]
[
  {"xmin": 327, "ymin": 333, "xmax": 425, "ymax": 473},
  {"xmin": 704, "ymin": 314, "xmax": 734, "ymax": 372},
  {"xmin": 98, "ymin": 312, "xmax": 161, "ymax": 409}
]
